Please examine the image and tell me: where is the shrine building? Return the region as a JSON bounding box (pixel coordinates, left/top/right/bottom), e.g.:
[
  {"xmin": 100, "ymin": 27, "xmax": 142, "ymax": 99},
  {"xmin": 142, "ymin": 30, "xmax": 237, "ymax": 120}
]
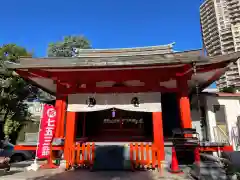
[{"xmin": 6, "ymin": 43, "xmax": 240, "ymax": 163}]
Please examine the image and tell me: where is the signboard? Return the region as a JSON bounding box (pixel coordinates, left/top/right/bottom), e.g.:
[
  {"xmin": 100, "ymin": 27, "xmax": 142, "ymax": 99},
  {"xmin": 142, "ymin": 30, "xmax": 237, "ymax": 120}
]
[
  {"xmin": 36, "ymin": 104, "xmax": 57, "ymax": 159},
  {"xmin": 103, "ymin": 118, "xmax": 143, "ymax": 124}
]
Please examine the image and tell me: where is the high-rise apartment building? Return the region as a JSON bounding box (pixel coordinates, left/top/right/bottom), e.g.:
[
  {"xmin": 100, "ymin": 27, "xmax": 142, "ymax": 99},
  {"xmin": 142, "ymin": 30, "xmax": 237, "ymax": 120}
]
[{"xmin": 200, "ymin": 0, "xmax": 240, "ymax": 89}]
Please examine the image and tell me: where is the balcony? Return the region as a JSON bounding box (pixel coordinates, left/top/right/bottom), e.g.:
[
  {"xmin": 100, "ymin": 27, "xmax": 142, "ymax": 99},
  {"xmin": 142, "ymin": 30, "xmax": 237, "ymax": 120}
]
[
  {"xmin": 216, "ymin": 82, "xmax": 227, "ymax": 88},
  {"xmin": 220, "ymin": 75, "xmax": 226, "ymax": 79},
  {"xmin": 222, "ymin": 39, "xmax": 234, "ymax": 46},
  {"xmin": 229, "ymin": 7, "xmax": 240, "ymax": 14},
  {"xmin": 208, "ymin": 46, "xmax": 222, "ymax": 56},
  {"xmin": 231, "ymin": 17, "xmax": 240, "ymax": 23},
  {"xmin": 221, "ymin": 29, "xmax": 232, "ymax": 35},
  {"xmin": 208, "ymin": 44, "xmax": 219, "ymax": 52},
  {"xmin": 222, "ymin": 46, "xmax": 235, "ymax": 52},
  {"xmin": 227, "ymin": 0, "xmax": 239, "ymax": 6},
  {"xmin": 208, "ymin": 20, "xmax": 217, "ymax": 27},
  {"xmin": 228, "ymin": 3, "xmax": 239, "ymax": 10},
  {"xmin": 229, "ymin": 13, "xmax": 240, "ymax": 19},
  {"xmin": 208, "ymin": 26, "xmax": 218, "ymax": 33},
  {"xmin": 221, "ymin": 35, "xmax": 233, "ymax": 41},
  {"xmin": 212, "ymin": 39, "xmax": 220, "ymax": 46},
  {"xmin": 206, "ymin": 34, "xmax": 219, "ymax": 40},
  {"xmin": 228, "ymin": 66, "xmax": 238, "ymax": 72},
  {"xmin": 226, "ymin": 70, "xmax": 239, "ymax": 75},
  {"xmin": 212, "ymin": 34, "xmax": 220, "ymax": 40},
  {"xmin": 203, "ymin": 29, "xmax": 211, "ymax": 37},
  {"xmin": 204, "ymin": 40, "xmax": 212, "ymax": 46},
  {"xmin": 217, "ymin": 78, "xmax": 226, "ymax": 83},
  {"xmin": 201, "ymin": 10, "xmax": 215, "ymax": 20},
  {"xmin": 211, "ymin": 29, "xmax": 219, "ymax": 35},
  {"xmin": 216, "ymin": 79, "xmax": 227, "ymax": 86},
  {"xmin": 227, "ymin": 76, "xmax": 240, "ymax": 81}
]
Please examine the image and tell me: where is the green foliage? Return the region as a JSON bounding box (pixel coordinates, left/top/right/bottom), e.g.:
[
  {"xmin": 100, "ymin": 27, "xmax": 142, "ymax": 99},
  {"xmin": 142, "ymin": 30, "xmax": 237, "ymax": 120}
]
[
  {"xmin": 4, "ymin": 118, "xmax": 21, "ymax": 138},
  {"xmin": 0, "ymin": 44, "xmax": 38, "ymax": 142},
  {"xmin": 0, "ymin": 44, "xmax": 32, "ymax": 66},
  {"xmin": 220, "ymin": 85, "xmax": 237, "ymax": 93},
  {"xmin": 47, "ymin": 35, "xmax": 91, "ymax": 57}
]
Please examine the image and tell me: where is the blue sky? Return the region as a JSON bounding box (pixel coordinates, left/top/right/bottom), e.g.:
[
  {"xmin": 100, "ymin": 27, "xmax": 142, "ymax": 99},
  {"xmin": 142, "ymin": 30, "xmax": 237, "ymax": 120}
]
[
  {"xmin": 0, "ymin": 0, "xmax": 214, "ymax": 87},
  {"xmin": 0, "ymin": 0, "xmax": 204, "ymax": 56}
]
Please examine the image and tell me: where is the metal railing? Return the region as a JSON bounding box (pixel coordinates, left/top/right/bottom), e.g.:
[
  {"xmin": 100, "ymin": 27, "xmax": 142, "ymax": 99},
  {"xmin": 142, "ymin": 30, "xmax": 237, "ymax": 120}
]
[
  {"xmin": 231, "ymin": 127, "xmax": 239, "ymax": 150},
  {"xmin": 213, "ymin": 126, "xmax": 230, "ymax": 144}
]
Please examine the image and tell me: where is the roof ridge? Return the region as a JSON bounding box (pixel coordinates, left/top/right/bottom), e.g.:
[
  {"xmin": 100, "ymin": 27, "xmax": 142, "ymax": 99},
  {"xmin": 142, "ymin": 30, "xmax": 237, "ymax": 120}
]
[{"xmin": 76, "ymin": 43, "xmax": 175, "ymax": 52}]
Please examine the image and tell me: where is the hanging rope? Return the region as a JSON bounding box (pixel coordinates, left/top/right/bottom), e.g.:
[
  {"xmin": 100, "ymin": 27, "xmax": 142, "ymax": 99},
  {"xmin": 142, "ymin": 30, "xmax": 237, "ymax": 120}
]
[
  {"xmin": 192, "ymin": 62, "xmax": 204, "ymax": 130},
  {"xmin": 192, "ymin": 62, "xmax": 200, "ymax": 112}
]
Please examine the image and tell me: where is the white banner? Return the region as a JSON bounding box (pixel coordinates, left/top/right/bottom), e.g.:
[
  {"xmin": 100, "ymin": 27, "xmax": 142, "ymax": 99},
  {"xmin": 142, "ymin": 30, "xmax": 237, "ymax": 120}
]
[{"xmin": 67, "ymin": 92, "xmax": 161, "ymax": 112}]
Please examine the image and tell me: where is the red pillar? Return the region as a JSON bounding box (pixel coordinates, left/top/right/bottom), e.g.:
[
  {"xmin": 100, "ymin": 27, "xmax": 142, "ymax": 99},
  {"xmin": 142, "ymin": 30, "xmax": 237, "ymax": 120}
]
[
  {"xmin": 152, "ymin": 112, "xmax": 165, "ymax": 161},
  {"xmin": 55, "ymin": 95, "xmax": 67, "ymax": 138},
  {"xmin": 177, "ymin": 76, "xmax": 192, "ymax": 129},
  {"xmin": 64, "ymin": 111, "xmax": 77, "ymax": 161}
]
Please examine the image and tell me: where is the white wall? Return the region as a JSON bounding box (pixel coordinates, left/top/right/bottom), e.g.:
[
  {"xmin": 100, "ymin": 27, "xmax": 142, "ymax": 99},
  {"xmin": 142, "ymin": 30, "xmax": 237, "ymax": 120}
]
[
  {"xmin": 24, "ymin": 101, "xmax": 43, "ymax": 121},
  {"xmin": 205, "ymin": 95, "xmax": 240, "ymax": 149},
  {"xmin": 191, "ymin": 109, "xmax": 203, "ymax": 141}
]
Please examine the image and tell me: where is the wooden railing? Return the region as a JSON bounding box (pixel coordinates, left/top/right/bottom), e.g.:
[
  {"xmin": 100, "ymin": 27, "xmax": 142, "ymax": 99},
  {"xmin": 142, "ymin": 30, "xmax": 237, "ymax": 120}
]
[
  {"xmin": 66, "ymin": 142, "xmax": 95, "ymax": 170},
  {"xmin": 66, "ymin": 142, "xmax": 162, "ymax": 171},
  {"xmin": 129, "ymin": 143, "xmax": 162, "ymax": 170}
]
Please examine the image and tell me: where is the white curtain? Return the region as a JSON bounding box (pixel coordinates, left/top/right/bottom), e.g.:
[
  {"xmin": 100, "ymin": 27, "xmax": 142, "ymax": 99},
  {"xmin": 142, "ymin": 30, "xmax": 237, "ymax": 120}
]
[{"xmin": 67, "ymin": 92, "xmax": 161, "ymax": 112}]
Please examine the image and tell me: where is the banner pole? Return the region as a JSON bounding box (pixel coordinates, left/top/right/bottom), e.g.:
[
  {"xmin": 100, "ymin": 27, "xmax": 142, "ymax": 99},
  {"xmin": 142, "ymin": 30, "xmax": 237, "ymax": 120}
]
[
  {"xmin": 40, "ymin": 104, "xmax": 58, "ymax": 169},
  {"xmin": 26, "ymin": 102, "xmax": 44, "ymax": 171},
  {"xmin": 34, "ymin": 103, "xmax": 44, "ymax": 162}
]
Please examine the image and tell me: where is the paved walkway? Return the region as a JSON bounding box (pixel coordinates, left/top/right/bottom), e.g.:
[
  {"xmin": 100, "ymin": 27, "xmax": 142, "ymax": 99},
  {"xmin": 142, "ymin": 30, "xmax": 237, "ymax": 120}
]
[
  {"xmin": 0, "ymin": 168, "xmax": 192, "ymax": 180},
  {"xmin": 0, "ymin": 160, "xmax": 192, "ymax": 180}
]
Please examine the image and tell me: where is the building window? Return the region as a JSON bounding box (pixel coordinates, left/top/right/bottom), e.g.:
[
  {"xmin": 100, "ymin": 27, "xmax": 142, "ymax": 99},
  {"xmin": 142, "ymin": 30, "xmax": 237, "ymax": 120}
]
[{"xmin": 213, "ymin": 104, "xmax": 226, "ymax": 125}]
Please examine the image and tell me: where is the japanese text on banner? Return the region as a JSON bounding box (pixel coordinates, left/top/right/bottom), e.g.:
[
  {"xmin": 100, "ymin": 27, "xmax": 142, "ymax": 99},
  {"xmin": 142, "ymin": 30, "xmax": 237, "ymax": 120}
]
[{"xmin": 36, "ymin": 104, "xmax": 57, "ymax": 159}]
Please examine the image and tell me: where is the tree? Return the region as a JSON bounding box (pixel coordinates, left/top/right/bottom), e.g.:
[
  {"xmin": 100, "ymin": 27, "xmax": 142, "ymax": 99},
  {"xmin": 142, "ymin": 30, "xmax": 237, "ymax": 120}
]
[
  {"xmin": 219, "ymin": 85, "xmax": 237, "ymax": 93},
  {"xmin": 47, "ymin": 35, "xmax": 91, "ymax": 57},
  {"xmin": 0, "ymin": 44, "xmax": 38, "ymax": 143}
]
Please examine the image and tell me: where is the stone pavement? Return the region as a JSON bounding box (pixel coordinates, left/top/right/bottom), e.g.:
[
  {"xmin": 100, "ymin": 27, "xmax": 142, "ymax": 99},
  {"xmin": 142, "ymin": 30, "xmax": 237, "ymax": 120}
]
[
  {"xmin": 0, "ymin": 167, "xmax": 192, "ymax": 180},
  {"xmin": 0, "ymin": 160, "xmax": 193, "ymax": 180}
]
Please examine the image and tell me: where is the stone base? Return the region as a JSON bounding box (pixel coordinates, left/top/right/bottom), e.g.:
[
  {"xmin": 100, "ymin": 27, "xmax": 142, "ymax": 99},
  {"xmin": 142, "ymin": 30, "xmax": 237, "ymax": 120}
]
[
  {"xmin": 59, "ymin": 160, "xmax": 66, "ymax": 169},
  {"xmin": 26, "ymin": 162, "xmax": 40, "ymax": 171}
]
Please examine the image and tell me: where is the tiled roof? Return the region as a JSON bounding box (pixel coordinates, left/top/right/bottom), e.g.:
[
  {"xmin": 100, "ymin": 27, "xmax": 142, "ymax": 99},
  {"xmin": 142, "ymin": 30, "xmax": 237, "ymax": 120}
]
[
  {"xmin": 75, "ymin": 43, "xmax": 175, "ymax": 57},
  {"xmin": 3, "ymin": 45, "xmax": 240, "ymax": 69}
]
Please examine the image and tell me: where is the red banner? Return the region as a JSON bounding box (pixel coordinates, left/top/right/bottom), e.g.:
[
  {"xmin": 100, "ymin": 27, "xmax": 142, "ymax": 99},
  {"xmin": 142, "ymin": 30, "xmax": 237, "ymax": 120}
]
[{"xmin": 36, "ymin": 104, "xmax": 57, "ymax": 159}]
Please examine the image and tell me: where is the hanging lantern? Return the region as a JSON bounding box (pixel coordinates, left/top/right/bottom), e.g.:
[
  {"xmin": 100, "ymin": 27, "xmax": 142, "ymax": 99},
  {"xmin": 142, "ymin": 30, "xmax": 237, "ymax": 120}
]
[
  {"xmin": 131, "ymin": 97, "xmax": 140, "ymax": 107},
  {"xmin": 112, "ymin": 108, "xmax": 116, "ymax": 118},
  {"xmin": 86, "ymin": 97, "xmax": 96, "ymax": 107}
]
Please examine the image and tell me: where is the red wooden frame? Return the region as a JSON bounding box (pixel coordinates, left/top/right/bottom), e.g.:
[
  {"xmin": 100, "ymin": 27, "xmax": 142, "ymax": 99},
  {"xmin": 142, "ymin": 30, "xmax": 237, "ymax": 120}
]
[
  {"xmin": 14, "ymin": 144, "xmax": 234, "ymax": 152},
  {"xmin": 16, "ymin": 60, "xmax": 229, "ymax": 95},
  {"xmin": 14, "ymin": 60, "xmax": 233, "ymax": 166}
]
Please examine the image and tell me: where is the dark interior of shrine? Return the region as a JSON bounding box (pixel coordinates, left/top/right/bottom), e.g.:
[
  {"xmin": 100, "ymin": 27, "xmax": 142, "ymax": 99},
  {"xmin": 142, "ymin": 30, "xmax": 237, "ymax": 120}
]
[{"xmin": 75, "ymin": 93, "xmax": 181, "ymax": 141}]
